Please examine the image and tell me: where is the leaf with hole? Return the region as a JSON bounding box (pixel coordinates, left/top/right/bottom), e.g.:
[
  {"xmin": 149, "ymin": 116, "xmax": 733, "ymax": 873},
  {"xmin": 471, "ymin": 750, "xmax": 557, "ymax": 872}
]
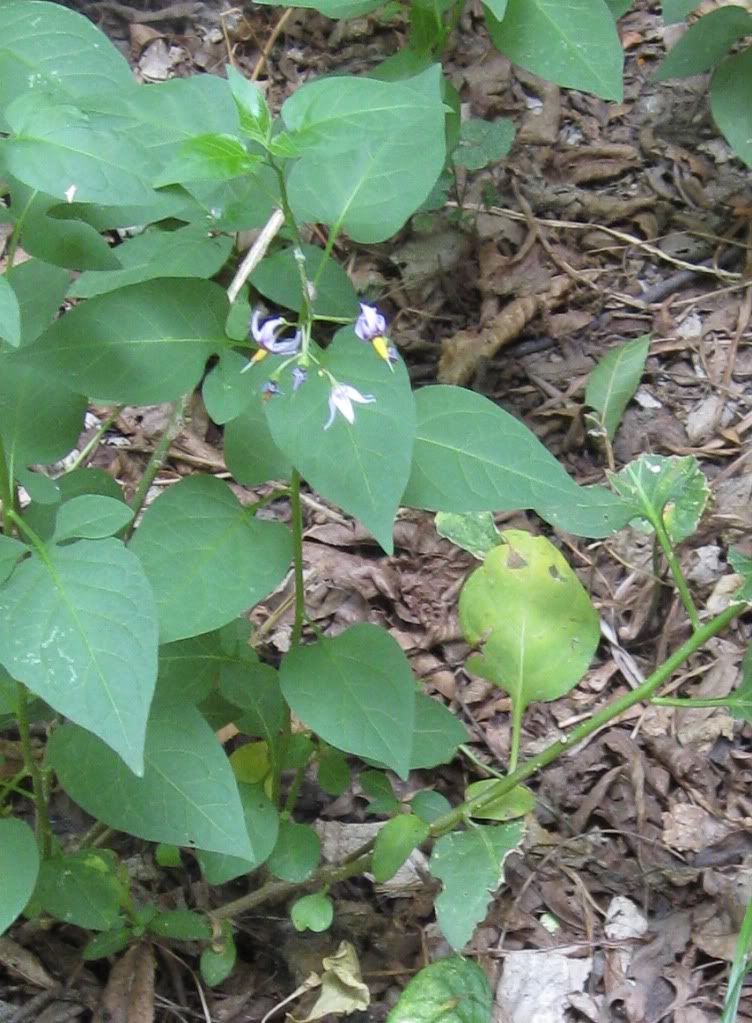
[{"xmin": 609, "ymin": 454, "xmax": 709, "ymax": 542}]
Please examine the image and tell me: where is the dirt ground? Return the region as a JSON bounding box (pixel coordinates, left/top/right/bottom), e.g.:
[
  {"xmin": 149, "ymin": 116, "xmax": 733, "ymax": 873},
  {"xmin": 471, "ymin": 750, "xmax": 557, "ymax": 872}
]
[{"xmin": 3, "ymin": 0, "xmax": 752, "ymax": 1020}]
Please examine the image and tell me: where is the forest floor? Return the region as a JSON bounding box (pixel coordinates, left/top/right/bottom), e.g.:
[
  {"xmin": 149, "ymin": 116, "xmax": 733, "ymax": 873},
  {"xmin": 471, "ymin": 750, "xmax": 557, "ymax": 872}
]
[{"xmin": 5, "ymin": 0, "xmax": 752, "ymax": 1020}]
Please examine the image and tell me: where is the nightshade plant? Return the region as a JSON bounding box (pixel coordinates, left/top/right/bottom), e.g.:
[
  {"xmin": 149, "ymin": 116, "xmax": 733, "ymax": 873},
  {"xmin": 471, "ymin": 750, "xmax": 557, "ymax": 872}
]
[{"xmin": 0, "ymin": 0, "xmax": 750, "ymax": 1012}]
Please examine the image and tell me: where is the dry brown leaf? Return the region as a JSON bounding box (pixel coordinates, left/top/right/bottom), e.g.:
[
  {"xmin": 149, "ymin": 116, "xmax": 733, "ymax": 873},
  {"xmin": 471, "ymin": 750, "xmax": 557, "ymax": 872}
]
[
  {"xmin": 0, "ymin": 936, "xmax": 58, "ymax": 990},
  {"xmin": 93, "ymin": 942, "xmax": 155, "ymax": 1023}
]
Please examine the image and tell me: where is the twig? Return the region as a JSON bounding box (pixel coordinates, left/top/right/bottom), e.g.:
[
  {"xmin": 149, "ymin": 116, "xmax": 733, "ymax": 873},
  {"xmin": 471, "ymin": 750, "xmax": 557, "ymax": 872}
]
[
  {"xmin": 252, "ymin": 8, "xmax": 296, "ymax": 81},
  {"xmin": 124, "ymin": 398, "xmax": 188, "ymax": 540},
  {"xmin": 227, "ymin": 208, "xmax": 285, "ymax": 305}
]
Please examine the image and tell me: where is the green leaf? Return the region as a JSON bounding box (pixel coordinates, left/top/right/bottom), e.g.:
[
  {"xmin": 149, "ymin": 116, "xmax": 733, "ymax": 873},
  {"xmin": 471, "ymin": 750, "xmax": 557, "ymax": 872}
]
[
  {"xmin": 387, "ymin": 956, "xmax": 492, "ymax": 1023},
  {"xmin": 604, "ymin": 0, "xmax": 631, "ymax": 15},
  {"xmin": 3, "ymin": 93, "xmax": 159, "ymax": 208},
  {"xmin": 155, "ymin": 844, "xmax": 182, "ymax": 868},
  {"xmin": 130, "ymin": 475, "xmax": 292, "ymax": 643},
  {"xmin": 156, "ymin": 134, "xmax": 260, "ymax": 186},
  {"xmin": 711, "ymin": 49, "xmax": 752, "ymax": 167},
  {"xmin": 0, "ymin": 1, "xmax": 133, "ymax": 113},
  {"xmin": 728, "ymin": 643, "xmax": 752, "ymax": 718},
  {"xmin": 0, "ymin": 538, "xmax": 158, "ymax": 774},
  {"xmin": 609, "ymin": 454, "xmax": 709, "ymax": 543},
  {"xmin": 200, "ymin": 926, "xmax": 237, "ymax": 988},
  {"xmin": 203, "ymin": 349, "xmax": 255, "ymax": 425},
  {"xmin": 33, "ymin": 850, "xmax": 124, "ymax": 930},
  {"xmin": 268, "ymin": 820, "xmax": 321, "ymax": 882},
  {"xmin": 23, "ymin": 468, "xmax": 124, "ymax": 544},
  {"xmin": 266, "ymin": 331, "xmax": 416, "ymax": 553},
  {"xmin": 220, "ymin": 657, "xmax": 284, "ymax": 744},
  {"xmin": 465, "ymin": 781, "xmax": 535, "ymax": 821},
  {"xmin": 0, "ymin": 535, "xmax": 27, "ymax": 586},
  {"xmin": 410, "ymin": 693, "xmax": 467, "ymax": 769},
  {"xmin": 483, "ymin": 0, "xmax": 508, "ymax": 21},
  {"xmin": 655, "ymin": 6, "xmax": 752, "ymax": 80},
  {"xmin": 459, "ymin": 531, "xmax": 600, "ymax": 708},
  {"xmin": 48, "ymin": 704, "xmax": 254, "ymax": 858},
  {"xmin": 196, "ymin": 781, "xmax": 279, "ymax": 884},
  {"xmin": 361, "ymin": 770, "xmax": 401, "ymax": 814},
  {"xmin": 28, "ymin": 278, "xmax": 229, "ymax": 404},
  {"xmin": 227, "ymin": 65, "xmax": 272, "ymax": 141},
  {"xmin": 250, "ymin": 244, "xmax": 360, "ymax": 319},
  {"xmin": 280, "ymin": 624, "xmax": 416, "ymax": 779},
  {"xmin": 485, "ymin": 0, "xmax": 624, "ymax": 101},
  {"xmin": 82, "ymin": 927, "xmax": 132, "ymax": 961},
  {"xmin": 69, "ymin": 225, "xmax": 233, "ymax": 300},
  {"xmin": 585, "ymin": 334, "xmax": 650, "ymax": 441},
  {"xmin": 0, "ymin": 349, "xmax": 87, "ymax": 465},
  {"xmin": 0, "ymin": 276, "xmax": 22, "ymax": 348},
  {"xmin": 404, "ymin": 386, "xmax": 630, "ymax": 538},
  {"xmin": 317, "ymin": 747, "xmax": 351, "ymax": 796},
  {"xmin": 282, "ymin": 67, "xmax": 446, "ymax": 242},
  {"xmin": 155, "ymin": 632, "xmax": 225, "ymax": 707},
  {"xmin": 663, "ymin": 0, "xmax": 700, "ymax": 23},
  {"xmin": 255, "ymin": 0, "xmax": 385, "ymax": 18},
  {"xmin": 453, "ymin": 118, "xmax": 515, "ymax": 171},
  {"xmin": 372, "ymin": 815, "xmax": 430, "ymax": 882},
  {"xmin": 435, "ymin": 511, "xmax": 500, "ymax": 560},
  {"xmin": 429, "ymin": 823, "xmax": 524, "ymax": 949},
  {"xmin": 223, "ymin": 374, "xmax": 293, "ymax": 485},
  {"xmin": 291, "ymin": 892, "xmax": 334, "ymax": 933},
  {"xmin": 149, "ymin": 910, "xmax": 213, "ymax": 941},
  {"xmin": 729, "ymin": 549, "xmax": 752, "ymax": 605},
  {"xmin": 0, "ymin": 819, "xmax": 39, "ymax": 935},
  {"xmin": 53, "ymin": 495, "xmax": 134, "ymax": 542},
  {"xmin": 6, "ymin": 259, "xmax": 70, "ymax": 345},
  {"xmin": 410, "ymin": 790, "xmax": 452, "ymax": 824}
]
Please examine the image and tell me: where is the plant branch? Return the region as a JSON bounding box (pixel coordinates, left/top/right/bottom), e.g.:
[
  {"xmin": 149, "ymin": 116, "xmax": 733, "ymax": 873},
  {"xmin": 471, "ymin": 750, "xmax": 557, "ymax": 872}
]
[
  {"xmin": 123, "ymin": 398, "xmax": 187, "ymax": 541},
  {"xmin": 653, "ymin": 516, "xmax": 700, "ymax": 631},
  {"xmin": 213, "ymin": 601, "xmax": 744, "ymax": 920},
  {"xmin": 16, "ymin": 683, "xmax": 52, "ymax": 858},
  {"xmin": 0, "ymin": 432, "xmax": 15, "ymax": 536}
]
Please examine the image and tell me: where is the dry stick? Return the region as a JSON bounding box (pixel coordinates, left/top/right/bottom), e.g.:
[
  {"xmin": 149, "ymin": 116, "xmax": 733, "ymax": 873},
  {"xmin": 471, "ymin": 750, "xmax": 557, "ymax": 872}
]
[
  {"xmin": 251, "ymin": 7, "xmax": 296, "ymax": 82},
  {"xmin": 213, "ymin": 601, "xmax": 744, "ymax": 921},
  {"xmin": 226, "ymin": 207, "xmax": 285, "ymax": 305}
]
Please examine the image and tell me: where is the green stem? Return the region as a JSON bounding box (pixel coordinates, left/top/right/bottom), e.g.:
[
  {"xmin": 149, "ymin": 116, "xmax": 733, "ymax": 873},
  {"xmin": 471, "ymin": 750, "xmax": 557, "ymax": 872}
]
[
  {"xmin": 5, "ymin": 190, "xmax": 37, "ymax": 271},
  {"xmin": 508, "ymin": 698, "xmax": 523, "ymax": 774},
  {"xmin": 722, "ymin": 895, "xmax": 752, "ymax": 1023},
  {"xmin": 64, "ymin": 406, "xmax": 124, "ymax": 473},
  {"xmin": 15, "ymin": 684, "xmax": 52, "ymax": 858},
  {"xmin": 8, "ymin": 511, "xmax": 54, "ymax": 569},
  {"xmin": 123, "ymin": 398, "xmax": 186, "ymax": 542},
  {"xmin": 653, "ymin": 516, "xmax": 700, "ymax": 631},
  {"xmin": 213, "ymin": 601, "xmax": 744, "ymax": 920},
  {"xmin": 0, "ymin": 432, "xmax": 16, "ymax": 536},
  {"xmin": 290, "ymin": 470, "xmax": 306, "ymax": 647},
  {"xmin": 0, "ymin": 768, "xmax": 33, "ymax": 805},
  {"xmin": 652, "ymin": 695, "xmax": 739, "ymax": 709}
]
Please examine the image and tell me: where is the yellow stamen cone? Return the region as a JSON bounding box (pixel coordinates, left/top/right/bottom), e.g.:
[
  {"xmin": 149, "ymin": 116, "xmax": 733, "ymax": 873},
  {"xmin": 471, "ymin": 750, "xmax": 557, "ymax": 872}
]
[{"xmin": 372, "ymin": 335, "xmax": 393, "ymax": 370}]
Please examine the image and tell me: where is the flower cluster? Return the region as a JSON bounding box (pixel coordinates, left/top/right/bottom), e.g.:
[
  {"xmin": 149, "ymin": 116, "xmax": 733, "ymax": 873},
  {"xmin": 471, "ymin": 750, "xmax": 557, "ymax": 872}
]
[{"xmin": 249, "ymin": 302, "xmax": 397, "ymax": 429}]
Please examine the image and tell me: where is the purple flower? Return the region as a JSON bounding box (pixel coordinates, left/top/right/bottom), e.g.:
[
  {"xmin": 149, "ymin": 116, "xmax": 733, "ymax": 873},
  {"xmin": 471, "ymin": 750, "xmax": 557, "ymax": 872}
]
[
  {"xmin": 387, "ymin": 344, "xmax": 399, "ymax": 365},
  {"xmin": 292, "ymin": 366, "xmax": 308, "ymax": 392},
  {"xmin": 354, "ymin": 303, "xmax": 387, "ymax": 343},
  {"xmin": 249, "ymin": 310, "xmax": 302, "ymax": 361},
  {"xmin": 324, "ymin": 383, "xmax": 376, "ymax": 430}
]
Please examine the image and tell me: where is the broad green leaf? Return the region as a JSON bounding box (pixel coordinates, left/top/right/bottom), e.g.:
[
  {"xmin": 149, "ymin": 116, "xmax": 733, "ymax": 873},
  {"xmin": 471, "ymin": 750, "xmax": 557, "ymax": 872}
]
[
  {"xmin": 387, "ymin": 956, "xmax": 492, "ymax": 1023},
  {"xmin": 6, "ymin": 258, "xmax": 70, "ymax": 345},
  {"xmin": 53, "ymin": 495, "xmax": 134, "ymax": 542},
  {"xmin": 69, "ymin": 225, "xmax": 233, "ymax": 299},
  {"xmin": 585, "ymin": 335, "xmax": 650, "ymax": 441},
  {"xmin": 411, "ymin": 790, "xmax": 452, "ymax": 823},
  {"xmin": 0, "ymin": 535, "xmax": 27, "ymax": 585},
  {"xmin": 227, "ymin": 65, "xmax": 272, "ymax": 141},
  {"xmin": 28, "ymin": 279, "xmax": 229, "ymax": 404},
  {"xmin": 0, "ymin": 349, "xmax": 86, "ymax": 465},
  {"xmin": 266, "ymin": 331, "xmax": 416, "ymax": 553},
  {"xmin": 250, "ymin": 244, "xmax": 360, "ymax": 319},
  {"xmin": 291, "ymin": 892, "xmax": 334, "ymax": 932},
  {"xmin": 429, "ymin": 823, "xmax": 524, "ymax": 949},
  {"xmin": 156, "ymin": 134, "xmax": 259, "ymax": 186},
  {"xmin": 655, "ymin": 6, "xmax": 752, "ymax": 80},
  {"xmin": 155, "ymin": 632, "xmax": 225, "ymax": 707},
  {"xmin": 280, "ymin": 624, "xmax": 416, "ymax": 779},
  {"xmin": 200, "ymin": 920, "xmax": 236, "ymax": 987},
  {"xmin": 33, "ymin": 850, "xmax": 124, "ymax": 930},
  {"xmin": 149, "ymin": 910, "xmax": 213, "ymax": 941},
  {"xmin": 663, "ymin": 0, "xmax": 700, "ymax": 22},
  {"xmin": 485, "ymin": 0, "xmax": 624, "ymax": 101},
  {"xmin": 130, "ymin": 475, "xmax": 292, "ymax": 642},
  {"xmin": 465, "ymin": 781, "xmax": 535, "ymax": 821},
  {"xmin": 196, "ymin": 781, "xmax": 279, "ymax": 884},
  {"xmin": 184, "ymin": 164, "xmax": 281, "ymax": 233},
  {"xmin": 609, "ymin": 454, "xmax": 709, "ymax": 542},
  {"xmin": 230, "ymin": 741, "xmax": 271, "ymax": 784},
  {"xmin": 372, "ymin": 815, "xmax": 430, "ymax": 882},
  {"xmin": 23, "ymin": 468, "xmax": 124, "ymax": 544},
  {"xmin": 317, "ymin": 747, "xmax": 351, "ymax": 796},
  {"xmin": 82, "ymin": 928, "xmax": 132, "ymax": 961},
  {"xmin": 729, "ymin": 549, "xmax": 752, "ymax": 605},
  {"xmin": 453, "ymin": 118, "xmax": 515, "ymax": 171},
  {"xmin": 435, "ymin": 511, "xmax": 500, "ymax": 560},
  {"xmin": 256, "ymin": 0, "xmax": 385, "ymax": 18},
  {"xmin": 0, "ymin": 819, "xmax": 39, "ymax": 935},
  {"xmin": 404, "ymin": 386, "xmax": 630, "ymax": 538},
  {"xmin": 459, "ymin": 531, "xmax": 600, "ymax": 708},
  {"xmin": 48, "ymin": 704, "xmax": 254, "ymax": 857},
  {"xmin": 222, "ymin": 360, "xmax": 294, "ymax": 484},
  {"xmin": 0, "ymin": 1, "xmax": 133, "ymax": 113},
  {"xmin": 268, "ymin": 820, "xmax": 321, "ymax": 882},
  {"xmin": 17, "ymin": 468, "xmax": 59, "ymax": 506},
  {"xmin": 220, "ymin": 658, "xmax": 284, "ymax": 744},
  {"xmin": 0, "ymin": 276, "xmax": 21, "ymax": 348},
  {"xmin": 483, "ymin": 0, "xmax": 508, "ymax": 21},
  {"xmin": 203, "ymin": 349, "xmax": 255, "ymax": 425},
  {"xmin": 361, "ymin": 770, "xmax": 401, "ymax": 814},
  {"xmin": 410, "ymin": 693, "xmax": 468, "ymax": 769},
  {"xmin": 282, "ymin": 68, "xmax": 446, "ymax": 242},
  {"xmin": 711, "ymin": 49, "xmax": 752, "ymax": 167},
  {"xmin": 3, "ymin": 93, "xmax": 159, "ymax": 207},
  {"xmin": 0, "ymin": 538, "xmax": 158, "ymax": 774}
]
